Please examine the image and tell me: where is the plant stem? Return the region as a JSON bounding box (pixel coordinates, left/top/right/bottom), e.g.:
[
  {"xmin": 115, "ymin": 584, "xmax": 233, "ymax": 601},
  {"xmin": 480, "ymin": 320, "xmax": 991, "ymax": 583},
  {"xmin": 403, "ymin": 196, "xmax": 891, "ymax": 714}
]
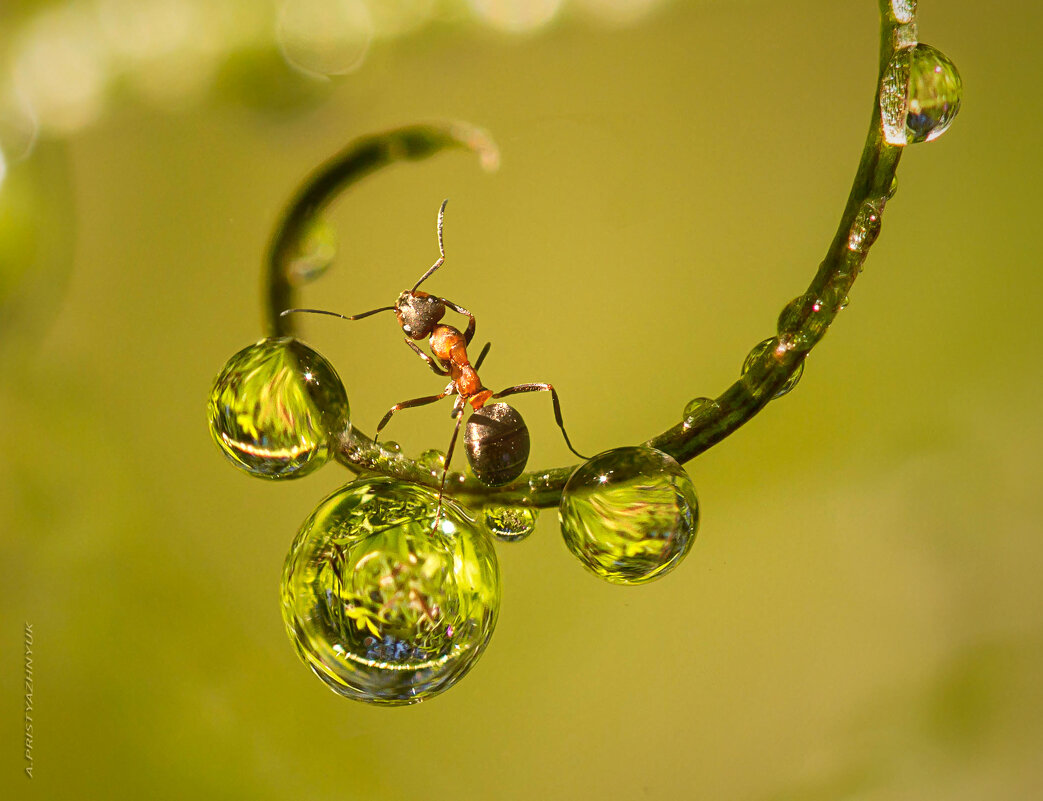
[{"xmin": 266, "ymin": 3, "xmax": 909, "ymax": 509}]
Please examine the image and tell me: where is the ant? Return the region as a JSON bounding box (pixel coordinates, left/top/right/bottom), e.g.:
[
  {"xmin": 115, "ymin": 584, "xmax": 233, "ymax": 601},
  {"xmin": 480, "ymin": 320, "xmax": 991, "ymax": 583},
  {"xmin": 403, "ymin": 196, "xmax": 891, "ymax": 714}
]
[{"xmin": 282, "ymin": 200, "xmax": 587, "ymax": 526}]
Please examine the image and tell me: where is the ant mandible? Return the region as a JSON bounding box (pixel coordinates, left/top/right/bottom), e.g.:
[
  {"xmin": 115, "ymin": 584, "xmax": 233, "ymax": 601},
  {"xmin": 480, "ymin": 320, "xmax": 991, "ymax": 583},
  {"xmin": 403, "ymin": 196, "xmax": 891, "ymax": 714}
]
[{"xmin": 282, "ymin": 200, "xmax": 588, "ymax": 524}]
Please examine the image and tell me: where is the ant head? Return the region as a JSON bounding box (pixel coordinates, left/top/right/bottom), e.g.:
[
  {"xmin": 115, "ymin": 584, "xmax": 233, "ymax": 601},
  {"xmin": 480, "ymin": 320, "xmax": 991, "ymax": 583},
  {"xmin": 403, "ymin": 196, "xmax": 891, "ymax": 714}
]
[{"xmin": 395, "ymin": 290, "xmax": 445, "ymax": 340}]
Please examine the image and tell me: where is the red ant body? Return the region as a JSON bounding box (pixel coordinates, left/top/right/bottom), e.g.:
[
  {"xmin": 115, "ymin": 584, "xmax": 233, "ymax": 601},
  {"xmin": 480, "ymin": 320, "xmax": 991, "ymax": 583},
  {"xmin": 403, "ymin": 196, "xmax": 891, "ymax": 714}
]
[{"xmin": 283, "ymin": 201, "xmax": 586, "ymax": 523}]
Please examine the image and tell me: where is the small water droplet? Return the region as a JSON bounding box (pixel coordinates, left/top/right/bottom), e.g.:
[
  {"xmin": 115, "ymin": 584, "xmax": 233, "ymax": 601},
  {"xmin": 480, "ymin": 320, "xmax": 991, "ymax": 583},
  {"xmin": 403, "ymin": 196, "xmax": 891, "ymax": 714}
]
[
  {"xmin": 894, "ymin": 21, "xmax": 918, "ymax": 50},
  {"xmin": 281, "ymin": 477, "xmax": 500, "ymax": 705},
  {"xmin": 881, "ymin": 44, "xmax": 962, "ymax": 146},
  {"xmin": 207, "ymin": 338, "xmax": 349, "ymax": 479},
  {"xmin": 682, "ymin": 397, "xmax": 719, "ymax": 430},
  {"xmin": 891, "ymin": 0, "xmax": 917, "ymax": 25},
  {"xmin": 483, "ymin": 505, "xmax": 538, "ymax": 542},
  {"xmin": 848, "ymin": 199, "xmax": 883, "ymax": 253},
  {"xmin": 559, "ymin": 447, "xmax": 698, "ymax": 585},
  {"xmin": 382, "ymin": 440, "xmax": 402, "ymax": 454},
  {"xmin": 418, "ymin": 448, "xmax": 446, "ymax": 474},
  {"xmin": 777, "ymin": 294, "xmax": 830, "ymax": 348},
  {"xmin": 288, "ymin": 217, "xmax": 337, "ymax": 282},
  {"xmin": 741, "ymin": 337, "xmax": 804, "ymax": 399}
]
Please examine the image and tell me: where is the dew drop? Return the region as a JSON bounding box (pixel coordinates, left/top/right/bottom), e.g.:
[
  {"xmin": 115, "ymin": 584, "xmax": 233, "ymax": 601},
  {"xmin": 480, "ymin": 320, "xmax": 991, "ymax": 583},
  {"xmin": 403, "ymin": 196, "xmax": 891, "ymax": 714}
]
[
  {"xmin": 881, "ymin": 44, "xmax": 962, "ymax": 146},
  {"xmin": 848, "ymin": 199, "xmax": 883, "ymax": 253},
  {"xmin": 207, "ymin": 338, "xmax": 349, "ymax": 479},
  {"xmin": 483, "ymin": 504, "xmax": 538, "ymax": 543},
  {"xmin": 281, "ymin": 477, "xmax": 500, "ymax": 705},
  {"xmin": 891, "ymin": 0, "xmax": 917, "ymax": 25},
  {"xmin": 288, "ymin": 217, "xmax": 337, "ymax": 283},
  {"xmin": 559, "ymin": 447, "xmax": 698, "ymax": 585},
  {"xmin": 682, "ymin": 397, "xmax": 719, "ymax": 430},
  {"xmin": 382, "ymin": 440, "xmax": 402, "ymax": 454},
  {"xmin": 777, "ymin": 294, "xmax": 830, "ymax": 348},
  {"xmin": 418, "ymin": 448, "xmax": 446, "ymax": 474},
  {"xmin": 741, "ymin": 337, "xmax": 804, "ymax": 399}
]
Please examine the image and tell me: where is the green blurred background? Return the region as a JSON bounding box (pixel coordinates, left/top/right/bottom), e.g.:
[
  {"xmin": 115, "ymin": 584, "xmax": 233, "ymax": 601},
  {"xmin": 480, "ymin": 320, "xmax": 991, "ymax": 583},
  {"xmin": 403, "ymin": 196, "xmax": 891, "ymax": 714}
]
[{"xmin": 2, "ymin": 0, "xmax": 1041, "ymax": 798}]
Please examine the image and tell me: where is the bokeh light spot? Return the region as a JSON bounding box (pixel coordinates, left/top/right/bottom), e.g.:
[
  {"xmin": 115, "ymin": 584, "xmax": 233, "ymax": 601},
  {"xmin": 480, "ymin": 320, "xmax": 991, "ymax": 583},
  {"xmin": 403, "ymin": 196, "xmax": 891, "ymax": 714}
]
[
  {"xmin": 468, "ymin": 0, "xmax": 563, "ymax": 34},
  {"xmin": 277, "ymin": 0, "xmax": 374, "ymax": 78}
]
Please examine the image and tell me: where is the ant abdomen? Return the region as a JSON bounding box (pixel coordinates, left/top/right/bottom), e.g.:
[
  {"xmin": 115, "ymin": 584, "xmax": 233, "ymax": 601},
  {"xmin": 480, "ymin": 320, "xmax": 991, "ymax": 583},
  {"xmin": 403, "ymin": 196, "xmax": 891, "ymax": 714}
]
[{"xmin": 465, "ymin": 403, "xmax": 530, "ymax": 486}]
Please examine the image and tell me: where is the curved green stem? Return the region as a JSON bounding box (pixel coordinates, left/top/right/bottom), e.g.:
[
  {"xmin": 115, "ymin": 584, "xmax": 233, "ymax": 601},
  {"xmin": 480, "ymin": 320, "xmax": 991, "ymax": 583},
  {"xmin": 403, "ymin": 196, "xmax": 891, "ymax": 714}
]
[
  {"xmin": 268, "ymin": 4, "xmax": 911, "ymax": 509},
  {"xmin": 265, "ymin": 122, "xmax": 500, "ymax": 337}
]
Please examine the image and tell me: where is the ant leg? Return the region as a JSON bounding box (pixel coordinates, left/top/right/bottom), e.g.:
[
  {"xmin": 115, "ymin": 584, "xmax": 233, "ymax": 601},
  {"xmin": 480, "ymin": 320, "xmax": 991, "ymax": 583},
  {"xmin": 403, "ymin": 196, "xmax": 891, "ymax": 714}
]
[
  {"xmin": 403, "ymin": 337, "xmax": 449, "ymax": 376},
  {"xmin": 491, "ymin": 383, "xmax": 590, "ymax": 460},
  {"xmin": 473, "ymin": 341, "xmax": 492, "ymax": 371},
  {"xmin": 374, "ymin": 383, "xmax": 455, "ymax": 442},
  {"xmin": 442, "ymin": 299, "xmax": 476, "ymax": 345},
  {"xmin": 432, "ymin": 396, "xmax": 467, "ymax": 531}
]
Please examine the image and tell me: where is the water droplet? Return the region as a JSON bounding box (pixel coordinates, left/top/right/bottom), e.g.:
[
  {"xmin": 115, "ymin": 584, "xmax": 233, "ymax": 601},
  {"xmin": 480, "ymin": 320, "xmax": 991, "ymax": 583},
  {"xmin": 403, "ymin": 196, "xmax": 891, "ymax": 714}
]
[
  {"xmin": 848, "ymin": 199, "xmax": 883, "ymax": 253},
  {"xmin": 483, "ymin": 505, "xmax": 537, "ymax": 542},
  {"xmin": 288, "ymin": 217, "xmax": 337, "ymax": 282},
  {"xmin": 207, "ymin": 338, "xmax": 349, "ymax": 479},
  {"xmin": 559, "ymin": 447, "xmax": 698, "ymax": 585},
  {"xmin": 418, "ymin": 448, "xmax": 446, "ymax": 474},
  {"xmin": 382, "ymin": 440, "xmax": 402, "ymax": 454},
  {"xmin": 682, "ymin": 397, "xmax": 718, "ymax": 430},
  {"xmin": 777, "ymin": 294, "xmax": 830, "ymax": 348},
  {"xmin": 281, "ymin": 477, "xmax": 500, "ymax": 705},
  {"xmin": 742, "ymin": 337, "xmax": 804, "ymax": 399},
  {"xmin": 881, "ymin": 44, "xmax": 962, "ymax": 146},
  {"xmin": 891, "ymin": 0, "xmax": 917, "ymax": 25}
]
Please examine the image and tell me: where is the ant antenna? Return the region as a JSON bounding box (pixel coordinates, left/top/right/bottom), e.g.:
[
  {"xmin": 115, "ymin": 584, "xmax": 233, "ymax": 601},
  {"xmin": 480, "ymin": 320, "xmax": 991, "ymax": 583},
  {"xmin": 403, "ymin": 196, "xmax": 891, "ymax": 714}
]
[
  {"xmin": 411, "ymin": 199, "xmax": 449, "ymax": 293},
  {"xmin": 280, "ymin": 306, "xmax": 396, "ymax": 321}
]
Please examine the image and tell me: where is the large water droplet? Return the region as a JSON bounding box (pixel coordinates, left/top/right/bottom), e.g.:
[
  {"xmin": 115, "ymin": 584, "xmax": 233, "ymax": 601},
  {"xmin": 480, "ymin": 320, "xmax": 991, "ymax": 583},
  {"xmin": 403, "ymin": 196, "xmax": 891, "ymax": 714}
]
[
  {"xmin": 742, "ymin": 337, "xmax": 804, "ymax": 398},
  {"xmin": 483, "ymin": 504, "xmax": 537, "ymax": 542},
  {"xmin": 559, "ymin": 447, "xmax": 698, "ymax": 585},
  {"xmin": 207, "ymin": 338, "xmax": 349, "ymax": 479},
  {"xmin": 881, "ymin": 44, "xmax": 962, "ymax": 146},
  {"xmin": 281, "ymin": 477, "xmax": 500, "ymax": 705}
]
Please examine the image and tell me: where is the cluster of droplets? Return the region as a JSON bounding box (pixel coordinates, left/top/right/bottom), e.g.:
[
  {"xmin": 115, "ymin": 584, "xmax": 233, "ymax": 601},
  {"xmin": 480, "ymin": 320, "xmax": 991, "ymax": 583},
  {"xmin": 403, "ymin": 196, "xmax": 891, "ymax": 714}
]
[
  {"xmin": 209, "ymin": 18, "xmax": 964, "ymax": 697},
  {"xmin": 208, "ymin": 336, "xmax": 706, "ymax": 703}
]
